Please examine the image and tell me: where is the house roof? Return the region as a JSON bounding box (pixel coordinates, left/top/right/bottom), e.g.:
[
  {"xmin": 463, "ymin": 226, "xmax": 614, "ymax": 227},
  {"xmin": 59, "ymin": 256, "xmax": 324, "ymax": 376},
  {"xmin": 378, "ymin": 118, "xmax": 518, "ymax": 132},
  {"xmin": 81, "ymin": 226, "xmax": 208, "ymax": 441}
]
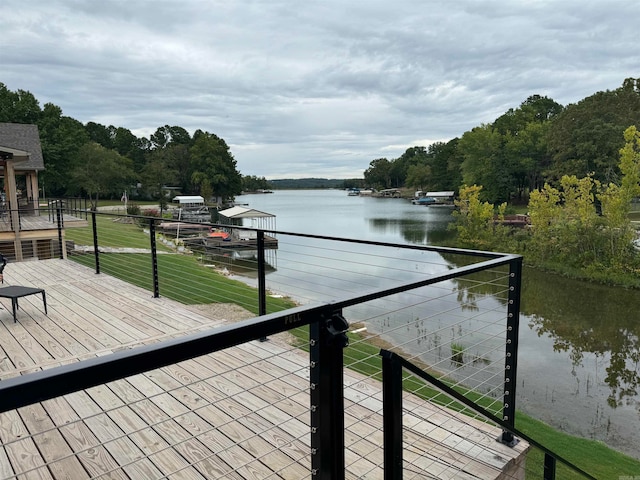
[{"xmin": 0, "ymin": 123, "xmax": 45, "ymax": 171}]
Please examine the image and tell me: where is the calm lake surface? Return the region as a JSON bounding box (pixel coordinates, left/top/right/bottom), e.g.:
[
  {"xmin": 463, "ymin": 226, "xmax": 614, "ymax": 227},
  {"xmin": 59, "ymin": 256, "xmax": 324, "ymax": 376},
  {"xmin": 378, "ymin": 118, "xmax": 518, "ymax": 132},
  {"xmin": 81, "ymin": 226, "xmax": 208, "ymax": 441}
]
[{"xmin": 234, "ymin": 189, "xmax": 640, "ymax": 459}]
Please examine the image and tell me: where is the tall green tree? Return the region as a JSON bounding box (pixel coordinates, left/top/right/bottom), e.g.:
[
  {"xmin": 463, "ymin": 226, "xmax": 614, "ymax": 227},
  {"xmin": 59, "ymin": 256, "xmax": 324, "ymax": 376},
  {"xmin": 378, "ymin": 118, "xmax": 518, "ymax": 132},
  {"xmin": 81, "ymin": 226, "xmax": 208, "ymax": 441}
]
[
  {"xmin": 364, "ymin": 158, "xmax": 392, "ymax": 189},
  {"xmin": 85, "ymin": 122, "xmax": 114, "ymax": 149},
  {"xmin": 109, "ymin": 126, "xmax": 148, "ymax": 173},
  {"xmin": 458, "ymin": 124, "xmax": 512, "ymax": 203},
  {"xmin": 37, "ymin": 103, "xmax": 90, "ymax": 196},
  {"xmin": 189, "ymin": 130, "xmax": 242, "ymax": 202},
  {"xmin": 546, "ymin": 78, "xmax": 640, "ymax": 184},
  {"xmin": 139, "ymin": 147, "xmax": 180, "ymax": 200},
  {"xmin": 70, "ymin": 142, "xmax": 136, "ymax": 208},
  {"xmin": 0, "ymin": 83, "xmax": 42, "ymax": 123},
  {"xmin": 405, "ymin": 164, "xmax": 431, "ymax": 191},
  {"xmin": 389, "ymin": 147, "xmax": 428, "ymax": 187},
  {"xmin": 426, "ymin": 139, "xmax": 462, "ymax": 191},
  {"xmin": 150, "ymin": 125, "xmax": 192, "ymax": 149}
]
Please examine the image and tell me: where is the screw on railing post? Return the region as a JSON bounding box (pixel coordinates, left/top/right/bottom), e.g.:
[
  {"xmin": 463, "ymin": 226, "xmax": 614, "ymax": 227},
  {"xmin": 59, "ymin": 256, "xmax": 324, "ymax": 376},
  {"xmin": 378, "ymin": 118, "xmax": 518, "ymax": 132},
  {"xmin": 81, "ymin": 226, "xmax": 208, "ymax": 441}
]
[
  {"xmin": 543, "ymin": 453, "xmax": 557, "ymax": 480},
  {"xmin": 91, "ymin": 211, "xmax": 100, "ymax": 273},
  {"xmin": 309, "ymin": 309, "xmax": 349, "ymax": 480},
  {"xmin": 55, "ymin": 203, "xmax": 64, "ymax": 259},
  {"xmin": 381, "ymin": 350, "xmax": 403, "ymax": 480},
  {"xmin": 501, "ymin": 256, "xmax": 523, "ymax": 446},
  {"xmin": 149, "ymin": 217, "xmax": 159, "ymax": 298}
]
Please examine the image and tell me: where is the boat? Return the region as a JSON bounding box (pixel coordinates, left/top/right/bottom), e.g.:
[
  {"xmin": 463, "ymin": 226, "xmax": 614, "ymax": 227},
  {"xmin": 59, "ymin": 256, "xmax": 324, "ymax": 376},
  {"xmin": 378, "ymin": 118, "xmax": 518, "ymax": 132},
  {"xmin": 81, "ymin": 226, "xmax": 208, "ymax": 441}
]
[
  {"xmin": 412, "ymin": 197, "xmax": 436, "ymax": 205},
  {"xmin": 347, "ymin": 188, "xmax": 360, "ymax": 196},
  {"xmin": 208, "ymin": 230, "xmax": 231, "ymax": 241},
  {"xmin": 412, "ymin": 191, "xmax": 456, "ymax": 207}
]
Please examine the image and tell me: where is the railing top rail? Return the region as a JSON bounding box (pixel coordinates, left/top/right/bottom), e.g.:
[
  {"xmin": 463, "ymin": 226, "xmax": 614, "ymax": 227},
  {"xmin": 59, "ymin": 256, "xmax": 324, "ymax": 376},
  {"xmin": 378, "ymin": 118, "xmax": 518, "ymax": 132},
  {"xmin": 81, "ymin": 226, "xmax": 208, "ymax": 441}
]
[{"xmin": 0, "ymin": 301, "xmax": 337, "ymax": 413}]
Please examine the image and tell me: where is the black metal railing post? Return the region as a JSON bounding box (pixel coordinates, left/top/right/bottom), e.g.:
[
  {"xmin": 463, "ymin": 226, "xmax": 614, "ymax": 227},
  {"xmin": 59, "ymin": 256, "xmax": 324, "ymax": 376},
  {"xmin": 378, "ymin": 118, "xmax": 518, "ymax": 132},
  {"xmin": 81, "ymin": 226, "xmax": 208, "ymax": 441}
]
[
  {"xmin": 149, "ymin": 218, "xmax": 160, "ymax": 298},
  {"xmin": 91, "ymin": 211, "xmax": 100, "ymax": 273},
  {"xmin": 544, "ymin": 453, "xmax": 557, "ymax": 480},
  {"xmin": 257, "ymin": 230, "xmax": 268, "ymax": 341},
  {"xmin": 310, "ymin": 309, "xmax": 349, "ymax": 480},
  {"xmin": 56, "ymin": 203, "xmax": 64, "ymax": 259},
  {"xmin": 501, "ymin": 256, "xmax": 523, "ymax": 445},
  {"xmin": 257, "ymin": 230, "xmax": 266, "ymax": 316},
  {"xmin": 381, "ymin": 350, "xmax": 403, "ymax": 480}
]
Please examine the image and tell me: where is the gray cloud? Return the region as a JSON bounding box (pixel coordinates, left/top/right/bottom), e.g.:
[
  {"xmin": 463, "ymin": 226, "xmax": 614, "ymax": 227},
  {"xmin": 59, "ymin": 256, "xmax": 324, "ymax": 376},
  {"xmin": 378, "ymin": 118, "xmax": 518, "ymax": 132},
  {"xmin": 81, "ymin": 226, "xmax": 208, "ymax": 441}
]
[{"xmin": 1, "ymin": 0, "xmax": 637, "ymax": 178}]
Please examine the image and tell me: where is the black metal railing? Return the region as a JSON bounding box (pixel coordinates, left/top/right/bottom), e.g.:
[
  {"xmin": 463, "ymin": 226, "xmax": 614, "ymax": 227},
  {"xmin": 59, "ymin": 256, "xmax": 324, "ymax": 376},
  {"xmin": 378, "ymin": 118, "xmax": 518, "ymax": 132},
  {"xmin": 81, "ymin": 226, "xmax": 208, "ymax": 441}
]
[
  {"xmin": 380, "ymin": 350, "xmax": 596, "ymax": 480},
  {"xmin": 0, "ymin": 206, "xmax": 597, "ymax": 478}
]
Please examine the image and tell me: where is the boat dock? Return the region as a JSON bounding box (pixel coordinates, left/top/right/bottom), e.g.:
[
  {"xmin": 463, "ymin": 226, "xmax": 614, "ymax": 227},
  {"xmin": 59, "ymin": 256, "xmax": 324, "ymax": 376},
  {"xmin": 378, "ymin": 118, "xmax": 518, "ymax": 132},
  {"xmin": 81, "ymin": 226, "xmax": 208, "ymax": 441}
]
[{"xmin": 184, "ymin": 234, "xmax": 278, "ymax": 251}]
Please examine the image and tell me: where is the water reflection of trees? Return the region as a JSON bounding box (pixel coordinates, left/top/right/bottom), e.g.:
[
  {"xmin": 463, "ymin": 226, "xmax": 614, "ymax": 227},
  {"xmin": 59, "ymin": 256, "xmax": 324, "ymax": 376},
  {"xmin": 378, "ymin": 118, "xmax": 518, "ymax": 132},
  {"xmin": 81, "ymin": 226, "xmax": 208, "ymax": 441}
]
[
  {"xmin": 441, "ymin": 253, "xmax": 510, "ymax": 311},
  {"xmin": 443, "ymin": 255, "xmax": 640, "ymax": 407},
  {"xmin": 368, "ymin": 217, "xmax": 453, "ymax": 244},
  {"xmin": 522, "ymin": 268, "xmax": 640, "ymax": 407}
]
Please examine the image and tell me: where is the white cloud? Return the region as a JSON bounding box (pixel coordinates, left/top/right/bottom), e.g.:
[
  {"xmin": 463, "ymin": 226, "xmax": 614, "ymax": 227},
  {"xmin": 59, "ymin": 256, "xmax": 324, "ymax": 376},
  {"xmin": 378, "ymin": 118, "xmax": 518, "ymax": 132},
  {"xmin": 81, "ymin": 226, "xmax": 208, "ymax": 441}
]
[{"xmin": 1, "ymin": 0, "xmax": 637, "ymax": 179}]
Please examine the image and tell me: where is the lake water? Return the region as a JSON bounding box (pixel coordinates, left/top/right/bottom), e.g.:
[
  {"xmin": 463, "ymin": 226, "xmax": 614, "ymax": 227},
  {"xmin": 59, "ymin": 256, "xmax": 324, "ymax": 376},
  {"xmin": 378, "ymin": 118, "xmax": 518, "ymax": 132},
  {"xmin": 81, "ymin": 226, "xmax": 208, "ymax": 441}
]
[{"xmin": 233, "ymin": 189, "xmax": 640, "ymax": 459}]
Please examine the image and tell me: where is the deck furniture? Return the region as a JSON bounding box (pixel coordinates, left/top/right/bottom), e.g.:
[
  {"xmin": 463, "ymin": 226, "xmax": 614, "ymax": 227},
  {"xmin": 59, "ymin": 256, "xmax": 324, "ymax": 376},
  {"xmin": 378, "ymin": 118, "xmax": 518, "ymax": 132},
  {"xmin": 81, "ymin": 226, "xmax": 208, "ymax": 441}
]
[{"xmin": 0, "ymin": 285, "xmax": 47, "ymax": 322}]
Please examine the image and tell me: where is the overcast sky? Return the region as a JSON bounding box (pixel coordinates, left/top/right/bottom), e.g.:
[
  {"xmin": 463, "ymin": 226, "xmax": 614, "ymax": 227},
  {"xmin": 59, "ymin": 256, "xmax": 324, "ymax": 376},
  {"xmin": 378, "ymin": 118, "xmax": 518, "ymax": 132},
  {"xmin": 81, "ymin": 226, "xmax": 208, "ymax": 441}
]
[{"xmin": 1, "ymin": 1, "xmax": 637, "ymax": 179}]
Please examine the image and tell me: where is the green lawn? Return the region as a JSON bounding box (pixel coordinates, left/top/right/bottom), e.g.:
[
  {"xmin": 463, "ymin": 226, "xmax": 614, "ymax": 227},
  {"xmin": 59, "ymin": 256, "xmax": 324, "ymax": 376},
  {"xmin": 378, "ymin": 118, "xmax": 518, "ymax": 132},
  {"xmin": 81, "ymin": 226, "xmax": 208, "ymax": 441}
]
[
  {"xmin": 66, "ymin": 214, "xmax": 174, "ymax": 250},
  {"xmin": 69, "ymin": 252, "xmax": 295, "ymax": 315}
]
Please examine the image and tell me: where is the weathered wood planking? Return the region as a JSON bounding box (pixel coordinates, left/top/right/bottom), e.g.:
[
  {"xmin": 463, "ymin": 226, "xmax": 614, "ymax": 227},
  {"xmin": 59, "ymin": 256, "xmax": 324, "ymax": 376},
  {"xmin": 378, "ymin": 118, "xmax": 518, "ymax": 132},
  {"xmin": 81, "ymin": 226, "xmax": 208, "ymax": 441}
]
[{"xmin": 0, "ymin": 259, "xmax": 527, "ymax": 479}]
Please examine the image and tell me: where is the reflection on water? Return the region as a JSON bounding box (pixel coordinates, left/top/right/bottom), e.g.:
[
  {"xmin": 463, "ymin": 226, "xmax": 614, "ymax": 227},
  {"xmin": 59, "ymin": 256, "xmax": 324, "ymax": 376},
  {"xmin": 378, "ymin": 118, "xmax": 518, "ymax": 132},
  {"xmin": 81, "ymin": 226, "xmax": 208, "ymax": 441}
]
[
  {"xmin": 367, "ymin": 206, "xmax": 454, "ymax": 245},
  {"xmin": 449, "ymin": 260, "xmax": 640, "ymax": 458},
  {"xmin": 522, "ymin": 268, "xmax": 640, "ymax": 409}
]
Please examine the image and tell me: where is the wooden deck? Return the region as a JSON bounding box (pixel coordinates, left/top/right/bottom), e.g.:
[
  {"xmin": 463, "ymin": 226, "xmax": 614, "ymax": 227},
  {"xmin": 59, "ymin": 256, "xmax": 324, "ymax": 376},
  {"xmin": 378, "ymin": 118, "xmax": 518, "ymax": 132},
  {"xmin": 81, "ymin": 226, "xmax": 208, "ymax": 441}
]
[
  {"xmin": 0, "ymin": 212, "xmax": 88, "ymax": 233},
  {"xmin": 0, "ymin": 259, "xmax": 528, "ymax": 479}
]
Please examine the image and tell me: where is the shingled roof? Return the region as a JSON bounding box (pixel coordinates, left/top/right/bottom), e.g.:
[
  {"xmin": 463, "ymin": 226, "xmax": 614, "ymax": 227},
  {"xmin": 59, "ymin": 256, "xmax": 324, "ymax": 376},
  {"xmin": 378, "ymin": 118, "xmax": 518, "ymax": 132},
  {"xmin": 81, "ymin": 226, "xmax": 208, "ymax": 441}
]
[{"xmin": 0, "ymin": 122, "xmax": 45, "ymax": 171}]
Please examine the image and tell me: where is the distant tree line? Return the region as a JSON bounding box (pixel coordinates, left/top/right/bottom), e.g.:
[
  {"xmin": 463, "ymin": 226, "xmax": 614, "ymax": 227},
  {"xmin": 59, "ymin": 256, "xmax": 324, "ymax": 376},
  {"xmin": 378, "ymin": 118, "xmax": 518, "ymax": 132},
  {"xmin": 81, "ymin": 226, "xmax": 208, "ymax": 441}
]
[
  {"xmin": 0, "ymin": 83, "xmax": 254, "ymax": 206},
  {"xmin": 268, "ymin": 178, "xmax": 359, "ymax": 189},
  {"xmin": 363, "ymin": 79, "xmax": 640, "ymax": 204}
]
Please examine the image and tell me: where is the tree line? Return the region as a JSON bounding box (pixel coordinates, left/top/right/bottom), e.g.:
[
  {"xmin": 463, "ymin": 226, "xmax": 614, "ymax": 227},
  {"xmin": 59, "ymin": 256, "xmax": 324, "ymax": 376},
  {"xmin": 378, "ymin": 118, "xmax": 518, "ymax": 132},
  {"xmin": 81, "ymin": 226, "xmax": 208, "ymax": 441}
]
[
  {"xmin": 0, "ymin": 82, "xmax": 271, "ymax": 206},
  {"xmin": 363, "ymin": 78, "xmax": 640, "ymax": 204},
  {"xmin": 453, "ymin": 125, "xmax": 640, "ymax": 286}
]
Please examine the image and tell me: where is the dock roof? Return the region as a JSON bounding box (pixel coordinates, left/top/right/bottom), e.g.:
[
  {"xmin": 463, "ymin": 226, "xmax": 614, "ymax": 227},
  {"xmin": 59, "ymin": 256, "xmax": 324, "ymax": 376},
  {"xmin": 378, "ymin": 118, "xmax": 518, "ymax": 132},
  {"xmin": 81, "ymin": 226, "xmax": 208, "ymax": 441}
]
[{"xmin": 218, "ymin": 206, "xmax": 275, "ymax": 219}]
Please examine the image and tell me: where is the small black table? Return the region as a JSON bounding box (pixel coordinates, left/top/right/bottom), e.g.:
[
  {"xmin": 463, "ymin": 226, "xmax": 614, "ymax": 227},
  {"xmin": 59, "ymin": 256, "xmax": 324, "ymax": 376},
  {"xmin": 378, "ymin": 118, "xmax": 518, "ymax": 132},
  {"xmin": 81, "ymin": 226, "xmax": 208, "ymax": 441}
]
[{"xmin": 0, "ymin": 286, "xmax": 47, "ymax": 323}]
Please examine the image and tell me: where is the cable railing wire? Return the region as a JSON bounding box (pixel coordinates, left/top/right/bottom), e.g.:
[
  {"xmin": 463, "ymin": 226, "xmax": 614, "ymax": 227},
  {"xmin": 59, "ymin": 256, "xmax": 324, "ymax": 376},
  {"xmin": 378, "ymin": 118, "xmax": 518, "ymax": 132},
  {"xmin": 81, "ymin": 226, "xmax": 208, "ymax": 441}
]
[{"xmin": 0, "ymin": 206, "xmax": 593, "ymax": 478}]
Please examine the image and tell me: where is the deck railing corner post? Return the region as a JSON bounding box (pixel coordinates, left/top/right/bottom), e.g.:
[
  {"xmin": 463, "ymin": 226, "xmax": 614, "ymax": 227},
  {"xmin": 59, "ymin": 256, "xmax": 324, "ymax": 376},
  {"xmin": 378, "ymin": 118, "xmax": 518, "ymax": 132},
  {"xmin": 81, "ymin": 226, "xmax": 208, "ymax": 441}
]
[
  {"xmin": 310, "ymin": 309, "xmax": 349, "ymax": 480},
  {"xmin": 501, "ymin": 256, "xmax": 523, "ymax": 445}
]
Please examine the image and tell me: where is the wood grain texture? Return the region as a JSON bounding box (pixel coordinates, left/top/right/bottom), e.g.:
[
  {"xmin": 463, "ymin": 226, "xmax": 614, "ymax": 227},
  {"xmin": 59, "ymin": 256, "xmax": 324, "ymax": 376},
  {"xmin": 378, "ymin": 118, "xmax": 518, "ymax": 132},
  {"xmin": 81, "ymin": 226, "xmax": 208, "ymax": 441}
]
[{"xmin": 0, "ymin": 259, "xmax": 528, "ymax": 479}]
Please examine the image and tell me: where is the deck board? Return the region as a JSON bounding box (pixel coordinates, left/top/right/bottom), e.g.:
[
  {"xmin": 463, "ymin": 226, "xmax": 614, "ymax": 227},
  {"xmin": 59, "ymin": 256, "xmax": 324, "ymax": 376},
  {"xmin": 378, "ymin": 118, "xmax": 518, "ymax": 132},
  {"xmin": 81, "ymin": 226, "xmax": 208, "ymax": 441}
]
[{"xmin": 0, "ymin": 259, "xmax": 528, "ymax": 479}]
